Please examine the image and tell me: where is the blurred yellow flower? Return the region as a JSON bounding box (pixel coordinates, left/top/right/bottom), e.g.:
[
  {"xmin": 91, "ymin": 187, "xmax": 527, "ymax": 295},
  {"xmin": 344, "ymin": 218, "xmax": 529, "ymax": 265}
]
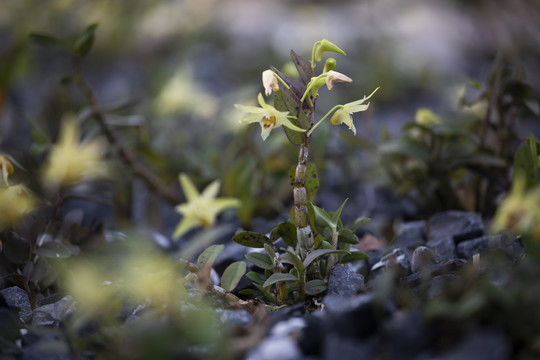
[
  {"xmin": 491, "ymin": 176, "xmax": 540, "ymax": 239},
  {"xmin": 43, "ymin": 118, "xmax": 107, "ymax": 188},
  {"xmin": 174, "ymin": 173, "xmax": 239, "ymax": 239},
  {"xmin": 0, "ymin": 184, "xmax": 36, "ymax": 230}
]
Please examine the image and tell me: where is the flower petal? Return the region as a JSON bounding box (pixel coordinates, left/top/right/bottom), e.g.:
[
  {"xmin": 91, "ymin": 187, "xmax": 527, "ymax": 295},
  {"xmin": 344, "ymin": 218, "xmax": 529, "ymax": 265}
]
[
  {"xmin": 179, "ymin": 173, "xmax": 200, "ymax": 202},
  {"xmin": 201, "ymin": 180, "xmax": 220, "ymax": 200},
  {"xmin": 262, "ymin": 70, "xmax": 279, "ymax": 96},
  {"xmin": 344, "ymin": 87, "xmax": 379, "ymax": 113},
  {"xmin": 173, "ymin": 215, "xmax": 198, "ymax": 239},
  {"xmin": 212, "ymin": 198, "xmax": 240, "ymax": 213}
]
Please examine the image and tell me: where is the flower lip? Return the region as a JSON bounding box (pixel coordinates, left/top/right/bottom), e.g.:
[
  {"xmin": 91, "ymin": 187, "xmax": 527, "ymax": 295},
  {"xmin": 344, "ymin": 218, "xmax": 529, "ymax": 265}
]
[{"xmin": 325, "ymin": 70, "xmax": 352, "ymax": 91}]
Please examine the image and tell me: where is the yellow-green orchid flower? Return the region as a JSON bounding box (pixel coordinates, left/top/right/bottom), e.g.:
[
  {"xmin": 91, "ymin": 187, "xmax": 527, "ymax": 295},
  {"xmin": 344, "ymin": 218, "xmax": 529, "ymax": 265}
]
[
  {"xmin": 0, "ymin": 184, "xmax": 36, "ymax": 230},
  {"xmin": 174, "ymin": 173, "xmax": 239, "ymax": 239},
  {"xmin": 262, "ymin": 70, "xmax": 279, "ymax": 96},
  {"xmin": 329, "ymin": 87, "xmax": 379, "ymax": 135},
  {"xmin": 42, "ymin": 117, "xmax": 107, "ymax": 188},
  {"xmin": 235, "ymin": 93, "xmax": 306, "ymax": 141}
]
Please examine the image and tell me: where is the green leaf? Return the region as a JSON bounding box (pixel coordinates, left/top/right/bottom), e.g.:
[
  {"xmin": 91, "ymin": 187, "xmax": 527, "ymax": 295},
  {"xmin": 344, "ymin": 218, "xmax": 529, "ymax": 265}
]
[
  {"xmin": 264, "ymin": 243, "xmax": 276, "ymax": 259},
  {"xmin": 305, "ymin": 279, "xmax": 327, "ymax": 295},
  {"xmin": 29, "ymin": 33, "xmax": 67, "ymax": 48},
  {"xmin": 73, "ymin": 23, "xmax": 98, "ymax": 57},
  {"xmin": 281, "ymin": 249, "xmax": 304, "ymax": 273},
  {"xmin": 274, "ymin": 89, "xmax": 304, "ymax": 145},
  {"xmin": 245, "ymin": 252, "xmax": 274, "ymax": 270},
  {"xmin": 337, "ymin": 228, "xmax": 360, "ymax": 244},
  {"xmin": 270, "ymin": 221, "xmax": 297, "ymax": 248},
  {"xmin": 221, "ymin": 261, "xmax": 247, "ymax": 292},
  {"xmin": 349, "ymin": 217, "xmax": 371, "ymax": 232},
  {"xmin": 340, "ymin": 251, "xmax": 370, "ymax": 264},
  {"xmin": 308, "ymin": 203, "xmax": 334, "ymax": 229},
  {"xmin": 303, "ymin": 249, "xmax": 349, "ymax": 269},
  {"xmin": 233, "ymin": 231, "xmax": 270, "ymax": 248},
  {"xmin": 238, "ymin": 289, "xmax": 262, "ymax": 296},
  {"xmin": 245, "ymin": 271, "xmax": 265, "ymax": 284},
  {"xmin": 262, "ymin": 273, "xmax": 298, "ymax": 288},
  {"xmin": 34, "ymin": 241, "xmax": 75, "ymax": 259},
  {"xmin": 290, "ymin": 49, "xmax": 313, "ymax": 85},
  {"xmin": 197, "ymin": 244, "xmax": 224, "ymax": 269},
  {"xmin": 513, "ymin": 141, "xmax": 537, "ymax": 190},
  {"xmin": 331, "ymin": 198, "xmax": 348, "ymax": 224}
]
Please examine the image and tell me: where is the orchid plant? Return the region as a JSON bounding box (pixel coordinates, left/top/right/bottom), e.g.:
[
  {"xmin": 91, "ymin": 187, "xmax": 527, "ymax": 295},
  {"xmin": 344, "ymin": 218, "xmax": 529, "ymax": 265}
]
[{"xmin": 232, "ymin": 39, "xmax": 378, "ymax": 305}]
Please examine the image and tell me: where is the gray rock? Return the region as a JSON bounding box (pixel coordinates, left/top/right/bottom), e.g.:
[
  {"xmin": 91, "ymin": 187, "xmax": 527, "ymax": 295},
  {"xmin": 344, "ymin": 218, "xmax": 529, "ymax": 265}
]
[
  {"xmin": 215, "ymin": 309, "xmax": 253, "ymax": 329},
  {"xmin": 246, "ymin": 317, "xmax": 305, "ymax": 360},
  {"xmin": 457, "ymin": 236, "xmax": 489, "ymax": 259},
  {"xmin": 32, "ymin": 296, "xmax": 76, "ymax": 327},
  {"xmin": 323, "ymin": 293, "xmax": 373, "ymax": 314},
  {"xmin": 370, "ymin": 248, "xmax": 411, "ymax": 278},
  {"xmin": 411, "ymin": 246, "xmax": 437, "ymax": 273},
  {"xmin": 427, "ymin": 235, "xmax": 458, "ymax": 263},
  {"xmin": 393, "ymin": 220, "xmax": 427, "ymax": 250},
  {"xmin": 327, "ymin": 264, "xmax": 364, "ymax": 297},
  {"xmin": 427, "ymin": 274, "xmax": 461, "ymax": 299},
  {"xmin": 428, "ymin": 211, "xmax": 484, "ymax": 243},
  {"xmin": 0, "ymin": 286, "xmax": 32, "ymax": 323}
]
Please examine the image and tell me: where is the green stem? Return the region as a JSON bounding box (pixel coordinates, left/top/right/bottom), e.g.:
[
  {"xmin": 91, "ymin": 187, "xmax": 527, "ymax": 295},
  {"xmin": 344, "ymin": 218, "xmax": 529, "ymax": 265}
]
[
  {"xmin": 271, "ymin": 71, "xmax": 291, "ymax": 92},
  {"xmin": 311, "ymin": 41, "xmax": 321, "ymax": 69},
  {"xmin": 308, "ymin": 105, "xmax": 342, "ymax": 137}
]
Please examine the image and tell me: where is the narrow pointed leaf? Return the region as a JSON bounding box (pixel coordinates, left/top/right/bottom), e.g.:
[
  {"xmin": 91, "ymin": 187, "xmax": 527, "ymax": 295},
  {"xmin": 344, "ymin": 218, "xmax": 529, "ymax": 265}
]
[
  {"xmin": 331, "ymin": 198, "xmax": 348, "ymax": 224},
  {"xmin": 281, "ymin": 249, "xmax": 304, "ymax": 273},
  {"xmin": 233, "ymin": 231, "xmax": 270, "ymax": 248},
  {"xmin": 303, "ymin": 249, "xmax": 349, "ymax": 269},
  {"xmin": 197, "ymin": 244, "xmax": 224, "ymax": 269},
  {"xmin": 245, "ymin": 252, "xmax": 273, "ymax": 270},
  {"xmin": 74, "ymin": 23, "xmax": 98, "ymax": 57},
  {"xmin": 308, "ymin": 203, "xmax": 334, "ymax": 228},
  {"xmin": 349, "ymin": 217, "xmax": 371, "ymax": 232},
  {"xmin": 262, "ymin": 273, "xmax": 298, "ymax": 288},
  {"xmin": 238, "ymin": 289, "xmax": 262, "ymax": 296},
  {"xmin": 291, "ymin": 49, "xmax": 313, "ymax": 85},
  {"xmin": 221, "ymin": 261, "xmax": 247, "ymax": 292},
  {"xmin": 264, "ymin": 243, "xmax": 276, "ymax": 259},
  {"xmin": 305, "ymin": 279, "xmax": 327, "ymax": 295}
]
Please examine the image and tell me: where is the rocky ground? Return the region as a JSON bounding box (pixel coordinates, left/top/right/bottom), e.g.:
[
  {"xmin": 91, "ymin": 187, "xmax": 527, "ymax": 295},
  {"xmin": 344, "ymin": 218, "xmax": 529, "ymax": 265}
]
[{"xmin": 2, "ymin": 209, "xmax": 538, "ymax": 360}]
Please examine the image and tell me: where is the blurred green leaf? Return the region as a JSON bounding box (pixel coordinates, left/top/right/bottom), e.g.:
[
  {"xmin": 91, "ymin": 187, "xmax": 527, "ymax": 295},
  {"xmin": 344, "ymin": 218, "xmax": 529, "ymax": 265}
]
[
  {"xmin": 262, "ymin": 273, "xmax": 298, "ymax": 288},
  {"xmin": 303, "ymin": 249, "xmax": 348, "ymax": 269},
  {"xmin": 221, "ymin": 261, "xmax": 246, "ymax": 292},
  {"xmin": 34, "ymin": 241, "xmax": 74, "ymax": 259},
  {"xmin": 233, "ymin": 231, "xmax": 270, "ymax": 248},
  {"xmin": 337, "ymin": 228, "xmax": 359, "ymax": 244},
  {"xmin": 245, "ymin": 271, "xmax": 265, "ymax": 285},
  {"xmin": 513, "ymin": 141, "xmax": 537, "ymax": 190},
  {"xmin": 305, "ymin": 279, "xmax": 327, "ymax": 295},
  {"xmin": 245, "ymin": 252, "xmax": 273, "ymax": 270},
  {"xmin": 197, "ymin": 244, "xmax": 224, "ymax": 269},
  {"xmin": 29, "ymin": 33, "xmax": 67, "ymax": 48},
  {"xmin": 340, "ymin": 251, "xmax": 370, "ymax": 264},
  {"xmin": 73, "ymin": 23, "xmax": 98, "ymax": 57},
  {"xmin": 270, "ymin": 221, "xmax": 297, "ymax": 248}
]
